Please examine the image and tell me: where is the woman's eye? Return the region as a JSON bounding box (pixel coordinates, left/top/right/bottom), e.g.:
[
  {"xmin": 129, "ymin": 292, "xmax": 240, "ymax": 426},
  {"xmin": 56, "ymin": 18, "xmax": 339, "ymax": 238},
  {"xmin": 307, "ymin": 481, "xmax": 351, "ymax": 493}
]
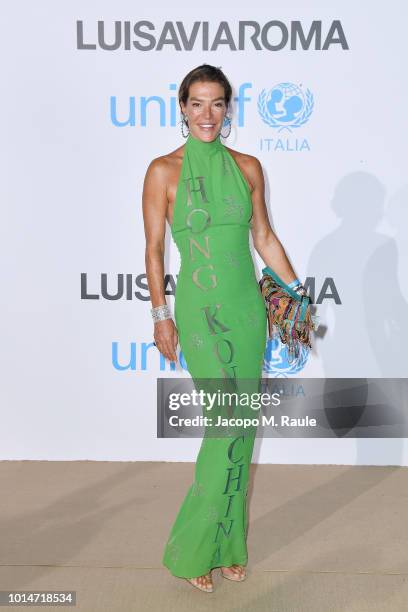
[{"xmin": 191, "ymin": 102, "xmax": 224, "ymax": 108}]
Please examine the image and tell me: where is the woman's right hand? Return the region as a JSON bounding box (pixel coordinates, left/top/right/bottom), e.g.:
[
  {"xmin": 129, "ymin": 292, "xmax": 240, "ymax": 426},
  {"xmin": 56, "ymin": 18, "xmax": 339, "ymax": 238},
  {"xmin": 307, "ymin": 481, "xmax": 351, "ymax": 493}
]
[{"xmin": 153, "ymin": 319, "xmax": 179, "ymax": 363}]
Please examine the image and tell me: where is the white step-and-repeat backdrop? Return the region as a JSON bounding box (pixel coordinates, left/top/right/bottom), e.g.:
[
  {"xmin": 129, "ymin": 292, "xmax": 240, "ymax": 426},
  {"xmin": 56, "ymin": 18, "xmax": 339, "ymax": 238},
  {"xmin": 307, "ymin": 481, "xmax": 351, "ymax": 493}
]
[{"xmin": 2, "ymin": 2, "xmax": 407, "ymax": 464}]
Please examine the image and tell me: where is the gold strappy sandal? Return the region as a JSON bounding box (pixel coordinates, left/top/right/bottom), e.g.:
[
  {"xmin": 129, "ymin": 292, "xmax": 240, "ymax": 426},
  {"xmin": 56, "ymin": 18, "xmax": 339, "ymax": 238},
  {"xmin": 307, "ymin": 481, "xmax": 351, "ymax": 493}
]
[
  {"xmin": 185, "ymin": 571, "xmax": 214, "ymax": 593},
  {"xmin": 220, "ymin": 564, "xmax": 247, "ymax": 582}
]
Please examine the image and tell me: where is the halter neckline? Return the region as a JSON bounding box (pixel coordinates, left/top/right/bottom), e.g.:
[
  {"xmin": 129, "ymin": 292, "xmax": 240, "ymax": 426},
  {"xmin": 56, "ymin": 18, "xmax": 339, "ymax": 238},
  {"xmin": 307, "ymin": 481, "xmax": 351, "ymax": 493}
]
[{"xmin": 185, "ymin": 132, "xmax": 223, "ymax": 153}]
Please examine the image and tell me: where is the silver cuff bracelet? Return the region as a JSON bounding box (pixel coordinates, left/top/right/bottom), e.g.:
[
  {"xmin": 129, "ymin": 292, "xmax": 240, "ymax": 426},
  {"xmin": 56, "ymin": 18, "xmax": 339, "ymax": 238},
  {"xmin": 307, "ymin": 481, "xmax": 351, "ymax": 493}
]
[{"xmin": 151, "ymin": 304, "xmax": 172, "ymax": 322}]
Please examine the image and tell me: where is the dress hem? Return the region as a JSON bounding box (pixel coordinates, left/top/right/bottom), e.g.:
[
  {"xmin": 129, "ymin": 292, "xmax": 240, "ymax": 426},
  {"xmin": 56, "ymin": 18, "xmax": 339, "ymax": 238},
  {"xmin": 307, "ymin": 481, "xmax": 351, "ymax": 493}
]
[{"xmin": 163, "ymin": 558, "xmax": 248, "ymax": 579}]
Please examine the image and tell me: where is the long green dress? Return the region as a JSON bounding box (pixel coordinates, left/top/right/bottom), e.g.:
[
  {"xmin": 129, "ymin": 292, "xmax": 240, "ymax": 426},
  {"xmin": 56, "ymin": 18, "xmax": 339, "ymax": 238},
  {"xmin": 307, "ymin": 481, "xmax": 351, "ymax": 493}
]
[{"xmin": 162, "ymin": 131, "xmax": 267, "ymax": 579}]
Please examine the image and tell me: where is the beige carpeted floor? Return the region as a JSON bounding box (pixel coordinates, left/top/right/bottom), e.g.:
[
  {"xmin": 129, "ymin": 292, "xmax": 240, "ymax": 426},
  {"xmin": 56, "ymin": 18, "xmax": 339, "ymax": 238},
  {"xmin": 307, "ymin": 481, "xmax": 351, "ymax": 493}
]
[{"xmin": 0, "ymin": 460, "xmax": 407, "ymax": 611}]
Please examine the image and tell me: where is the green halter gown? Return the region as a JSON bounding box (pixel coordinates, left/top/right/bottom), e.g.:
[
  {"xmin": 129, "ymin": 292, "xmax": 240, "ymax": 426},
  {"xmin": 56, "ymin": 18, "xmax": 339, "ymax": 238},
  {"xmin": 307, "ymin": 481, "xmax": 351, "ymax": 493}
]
[{"xmin": 162, "ymin": 131, "xmax": 267, "ymax": 579}]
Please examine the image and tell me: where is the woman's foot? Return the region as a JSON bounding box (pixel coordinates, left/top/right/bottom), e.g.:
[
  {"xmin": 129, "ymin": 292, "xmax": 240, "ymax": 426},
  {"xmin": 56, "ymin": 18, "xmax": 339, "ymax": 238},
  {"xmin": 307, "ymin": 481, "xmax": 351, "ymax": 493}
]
[
  {"xmin": 220, "ymin": 564, "xmax": 246, "ymax": 582},
  {"xmin": 185, "ymin": 571, "xmax": 214, "ymax": 592}
]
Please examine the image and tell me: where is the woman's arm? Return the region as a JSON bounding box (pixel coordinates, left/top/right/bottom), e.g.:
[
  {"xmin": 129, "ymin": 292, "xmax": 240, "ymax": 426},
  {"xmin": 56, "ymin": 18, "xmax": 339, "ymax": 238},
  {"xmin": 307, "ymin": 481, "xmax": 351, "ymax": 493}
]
[
  {"xmin": 246, "ymin": 156, "xmax": 299, "ymax": 285},
  {"xmin": 142, "ymin": 158, "xmax": 178, "ymax": 363}
]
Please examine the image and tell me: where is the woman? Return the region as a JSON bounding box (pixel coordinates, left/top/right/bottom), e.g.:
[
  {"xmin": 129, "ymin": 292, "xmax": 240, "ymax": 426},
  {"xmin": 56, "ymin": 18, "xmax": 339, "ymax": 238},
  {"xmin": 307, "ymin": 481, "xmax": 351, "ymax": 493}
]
[{"xmin": 142, "ymin": 64, "xmax": 304, "ymax": 592}]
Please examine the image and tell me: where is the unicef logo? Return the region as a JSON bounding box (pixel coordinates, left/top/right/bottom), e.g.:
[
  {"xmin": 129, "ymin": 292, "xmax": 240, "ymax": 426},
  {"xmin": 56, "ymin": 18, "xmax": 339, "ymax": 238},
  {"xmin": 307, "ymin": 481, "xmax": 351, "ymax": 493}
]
[
  {"xmin": 262, "ymin": 336, "xmax": 310, "ymax": 376},
  {"xmin": 258, "ymin": 82, "xmax": 314, "ymax": 132}
]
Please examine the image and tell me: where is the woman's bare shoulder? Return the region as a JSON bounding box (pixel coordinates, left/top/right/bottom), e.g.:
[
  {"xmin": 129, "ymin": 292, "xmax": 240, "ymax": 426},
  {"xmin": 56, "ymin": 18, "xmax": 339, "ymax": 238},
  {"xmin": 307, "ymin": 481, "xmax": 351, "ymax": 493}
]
[
  {"xmin": 224, "ymin": 144, "xmax": 260, "ymax": 168},
  {"xmin": 224, "ymin": 144, "xmax": 262, "ymax": 192},
  {"xmin": 146, "ymin": 144, "xmax": 185, "ymax": 173},
  {"xmin": 143, "ymin": 146, "xmax": 184, "ymax": 198}
]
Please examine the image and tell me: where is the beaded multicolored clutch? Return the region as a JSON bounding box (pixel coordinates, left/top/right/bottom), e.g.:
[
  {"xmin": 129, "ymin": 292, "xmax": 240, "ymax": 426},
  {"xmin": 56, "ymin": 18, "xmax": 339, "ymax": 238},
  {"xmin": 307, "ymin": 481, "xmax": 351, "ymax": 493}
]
[{"xmin": 258, "ymin": 266, "xmax": 318, "ymax": 362}]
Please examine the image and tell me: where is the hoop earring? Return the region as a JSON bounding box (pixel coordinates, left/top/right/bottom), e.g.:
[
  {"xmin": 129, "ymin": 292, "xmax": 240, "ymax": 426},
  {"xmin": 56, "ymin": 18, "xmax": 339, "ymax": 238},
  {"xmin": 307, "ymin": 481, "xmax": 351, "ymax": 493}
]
[
  {"xmin": 220, "ymin": 115, "xmax": 232, "ymax": 139},
  {"xmin": 180, "ymin": 113, "xmax": 189, "ymax": 139}
]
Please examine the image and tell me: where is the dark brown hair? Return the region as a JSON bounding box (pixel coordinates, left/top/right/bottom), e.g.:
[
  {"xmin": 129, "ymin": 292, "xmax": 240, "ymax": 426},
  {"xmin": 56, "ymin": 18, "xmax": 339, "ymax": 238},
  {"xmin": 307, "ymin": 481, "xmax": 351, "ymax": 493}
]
[{"xmin": 178, "ymin": 64, "xmax": 232, "ymax": 111}]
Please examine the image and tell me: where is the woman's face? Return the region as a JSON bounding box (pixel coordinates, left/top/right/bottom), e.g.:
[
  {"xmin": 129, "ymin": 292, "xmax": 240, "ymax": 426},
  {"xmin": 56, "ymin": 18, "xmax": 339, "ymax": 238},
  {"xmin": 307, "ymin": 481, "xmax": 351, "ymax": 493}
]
[{"xmin": 180, "ymin": 80, "xmax": 227, "ymax": 141}]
